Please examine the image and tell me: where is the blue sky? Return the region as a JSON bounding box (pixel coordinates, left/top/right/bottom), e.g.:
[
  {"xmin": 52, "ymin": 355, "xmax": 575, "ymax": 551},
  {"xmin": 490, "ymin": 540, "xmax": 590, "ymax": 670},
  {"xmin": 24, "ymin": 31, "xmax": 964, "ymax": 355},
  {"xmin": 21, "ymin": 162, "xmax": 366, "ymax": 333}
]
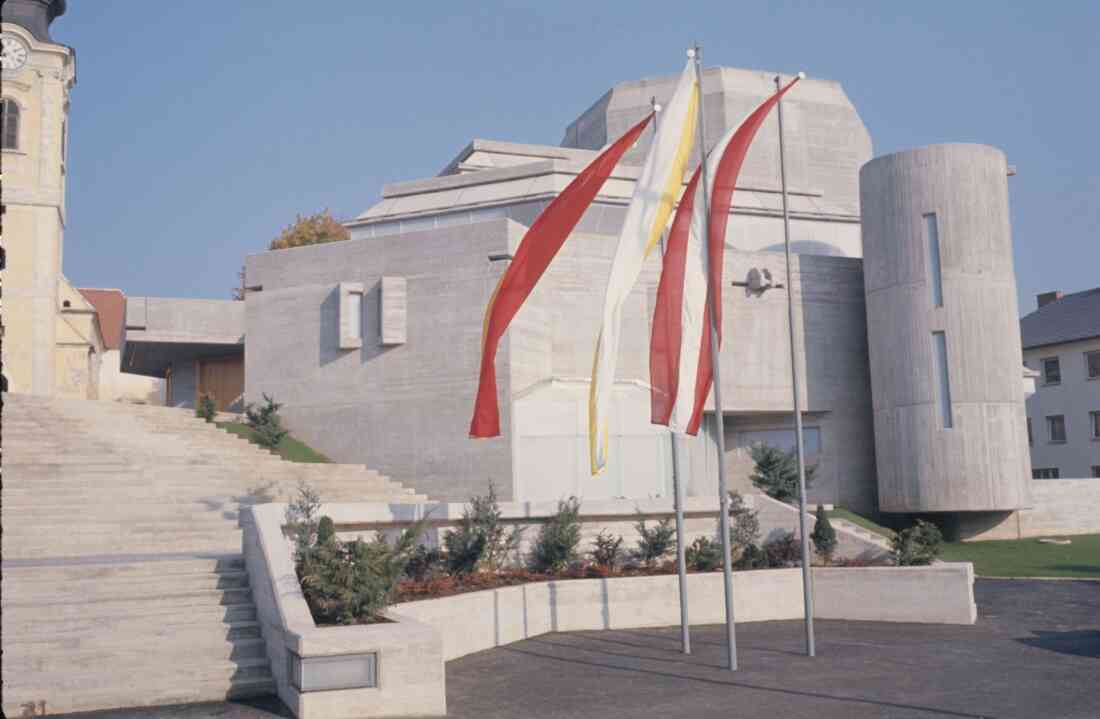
[{"xmin": 59, "ymin": 1, "xmax": 1098, "ymax": 313}]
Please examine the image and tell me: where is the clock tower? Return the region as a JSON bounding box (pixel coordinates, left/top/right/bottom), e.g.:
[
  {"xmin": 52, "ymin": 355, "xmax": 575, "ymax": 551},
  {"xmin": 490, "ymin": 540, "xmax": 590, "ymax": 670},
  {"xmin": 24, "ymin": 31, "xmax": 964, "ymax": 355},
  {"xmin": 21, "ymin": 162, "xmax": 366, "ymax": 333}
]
[{"xmin": 1, "ymin": 0, "xmax": 74, "ymax": 395}]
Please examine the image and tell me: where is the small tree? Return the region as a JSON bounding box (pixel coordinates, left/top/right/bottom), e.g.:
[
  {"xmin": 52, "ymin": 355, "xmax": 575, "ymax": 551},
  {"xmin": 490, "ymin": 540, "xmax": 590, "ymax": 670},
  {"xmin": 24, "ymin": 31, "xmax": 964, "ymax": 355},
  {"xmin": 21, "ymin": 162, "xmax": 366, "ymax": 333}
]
[
  {"xmin": 529, "ymin": 497, "xmax": 582, "ymax": 574},
  {"xmin": 763, "ymin": 531, "xmax": 801, "ymax": 568},
  {"xmin": 195, "ymin": 394, "xmax": 216, "ymax": 423},
  {"xmin": 749, "ymin": 443, "xmax": 816, "ymax": 503},
  {"xmin": 316, "ymin": 516, "xmax": 337, "ymax": 546},
  {"xmin": 810, "ymin": 505, "xmax": 838, "ymax": 564},
  {"xmin": 442, "ymin": 511, "xmax": 487, "ymax": 576},
  {"xmin": 245, "ymin": 393, "xmax": 289, "ymax": 449},
  {"xmin": 728, "ymin": 491, "xmax": 760, "ymax": 556},
  {"xmin": 285, "ymin": 480, "xmax": 322, "ymax": 560},
  {"xmin": 269, "ymin": 210, "xmax": 350, "ymax": 251},
  {"xmin": 891, "ymin": 520, "xmax": 943, "ymax": 566},
  {"xmin": 590, "ymin": 530, "xmax": 624, "ymax": 572},
  {"xmin": 633, "ymin": 514, "xmax": 676, "ymax": 569},
  {"xmin": 686, "ymin": 536, "xmax": 722, "ymax": 572},
  {"xmin": 442, "ymin": 480, "xmax": 524, "ymax": 575}
]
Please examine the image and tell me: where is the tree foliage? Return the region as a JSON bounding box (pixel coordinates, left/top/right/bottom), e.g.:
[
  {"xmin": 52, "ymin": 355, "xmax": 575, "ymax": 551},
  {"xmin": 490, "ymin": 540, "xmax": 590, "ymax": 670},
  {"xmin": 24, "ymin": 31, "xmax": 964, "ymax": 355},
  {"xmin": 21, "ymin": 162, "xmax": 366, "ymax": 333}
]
[
  {"xmin": 891, "ymin": 520, "xmax": 943, "ymax": 566},
  {"xmin": 442, "ymin": 480, "xmax": 524, "ymax": 575},
  {"xmin": 749, "ymin": 443, "xmax": 817, "ymax": 503},
  {"xmin": 269, "ymin": 209, "xmax": 350, "ymax": 251},
  {"xmin": 633, "ymin": 514, "xmax": 676, "ymax": 568},
  {"xmin": 245, "ymin": 393, "xmax": 288, "ymax": 449},
  {"xmin": 810, "ymin": 504, "xmax": 838, "ymax": 564},
  {"xmin": 528, "ymin": 497, "xmax": 582, "ymax": 573},
  {"xmin": 590, "ymin": 530, "xmax": 625, "ymax": 572}
]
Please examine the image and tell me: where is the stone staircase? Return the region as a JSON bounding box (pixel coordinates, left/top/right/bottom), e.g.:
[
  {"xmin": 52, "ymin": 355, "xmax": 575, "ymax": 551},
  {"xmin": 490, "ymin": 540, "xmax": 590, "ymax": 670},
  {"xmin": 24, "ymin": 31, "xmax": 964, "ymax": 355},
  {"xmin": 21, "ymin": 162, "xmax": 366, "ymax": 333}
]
[{"xmin": 1, "ymin": 392, "xmax": 426, "ymax": 716}]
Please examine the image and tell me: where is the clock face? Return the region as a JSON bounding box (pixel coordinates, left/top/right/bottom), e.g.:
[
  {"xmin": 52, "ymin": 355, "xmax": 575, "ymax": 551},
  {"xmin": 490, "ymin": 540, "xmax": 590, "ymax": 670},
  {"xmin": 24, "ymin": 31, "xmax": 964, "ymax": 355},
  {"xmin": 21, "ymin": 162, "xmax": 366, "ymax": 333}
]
[{"xmin": 1, "ymin": 35, "xmax": 30, "ymax": 71}]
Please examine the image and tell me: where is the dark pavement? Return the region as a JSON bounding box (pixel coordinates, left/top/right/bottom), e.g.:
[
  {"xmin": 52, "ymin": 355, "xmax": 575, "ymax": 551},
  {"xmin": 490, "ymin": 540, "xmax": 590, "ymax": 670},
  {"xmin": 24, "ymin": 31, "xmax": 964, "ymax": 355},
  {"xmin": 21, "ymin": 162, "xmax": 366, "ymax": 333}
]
[{"xmin": 56, "ymin": 579, "xmax": 1099, "ymax": 719}]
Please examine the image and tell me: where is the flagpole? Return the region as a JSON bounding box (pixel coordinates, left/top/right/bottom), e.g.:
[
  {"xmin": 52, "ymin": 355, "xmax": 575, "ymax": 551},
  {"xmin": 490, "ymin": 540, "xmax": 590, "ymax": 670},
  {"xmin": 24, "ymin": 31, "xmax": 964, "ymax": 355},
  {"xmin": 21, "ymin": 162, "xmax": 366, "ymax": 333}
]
[
  {"xmin": 775, "ymin": 72, "xmax": 816, "ymax": 658},
  {"xmin": 653, "ymin": 94, "xmax": 693, "ymax": 657},
  {"xmin": 692, "ymin": 44, "xmax": 738, "ymax": 672}
]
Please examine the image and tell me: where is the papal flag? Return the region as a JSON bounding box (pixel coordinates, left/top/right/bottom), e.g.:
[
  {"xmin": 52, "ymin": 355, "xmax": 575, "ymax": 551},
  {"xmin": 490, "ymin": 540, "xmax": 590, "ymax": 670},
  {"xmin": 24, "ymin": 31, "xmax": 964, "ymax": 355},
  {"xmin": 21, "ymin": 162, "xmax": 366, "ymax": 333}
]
[
  {"xmin": 588, "ymin": 57, "xmax": 699, "ymax": 474},
  {"xmin": 469, "ymin": 112, "xmax": 655, "ymax": 438},
  {"xmin": 650, "ymin": 75, "xmax": 802, "ymax": 435}
]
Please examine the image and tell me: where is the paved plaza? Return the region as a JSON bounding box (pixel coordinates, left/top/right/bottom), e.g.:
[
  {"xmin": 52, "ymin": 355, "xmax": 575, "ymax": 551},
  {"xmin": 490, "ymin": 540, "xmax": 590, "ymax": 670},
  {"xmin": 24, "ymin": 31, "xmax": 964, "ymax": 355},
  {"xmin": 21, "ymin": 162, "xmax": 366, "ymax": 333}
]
[{"xmin": 55, "ymin": 578, "xmax": 1098, "ymax": 719}]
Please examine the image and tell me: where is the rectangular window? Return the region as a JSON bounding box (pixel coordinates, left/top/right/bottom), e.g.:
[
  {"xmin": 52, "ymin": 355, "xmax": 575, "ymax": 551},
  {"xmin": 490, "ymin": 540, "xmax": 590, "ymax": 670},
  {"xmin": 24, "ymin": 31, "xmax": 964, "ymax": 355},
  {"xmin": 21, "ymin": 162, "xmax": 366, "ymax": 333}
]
[
  {"xmin": 932, "ymin": 331, "xmax": 953, "ymax": 429},
  {"xmin": 1047, "ymin": 415, "xmax": 1067, "ymax": 443},
  {"xmin": 1092, "ymin": 466, "xmax": 1100, "ymax": 479},
  {"xmin": 739, "ymin": 427, "xmax": 823, "ymax": 464},
  {"xmin": 1042, "ymin": 357, "xmax": 1061, "ymax": 385},
  {"xmin": 1090, "ymin": 411, "xmax": 1100, "ymax": 440},
  {"xmin": 348, "ymin": 292, "xmax": 362, "ymax": 340},
  {"xmin": 1032, "ymin": 467, "xmax": 1060, "ymax": 480},
  {"xmin": 924, "ymin": 213, "xmax": 944, "ymax": 307},
  {"xmin": 1087, "ymin": 351, "xmax": 1100, "ymax": 380},
  {"xmin": 1027, "ymin": 417, "xmax": 1033, "ymax": 446}
]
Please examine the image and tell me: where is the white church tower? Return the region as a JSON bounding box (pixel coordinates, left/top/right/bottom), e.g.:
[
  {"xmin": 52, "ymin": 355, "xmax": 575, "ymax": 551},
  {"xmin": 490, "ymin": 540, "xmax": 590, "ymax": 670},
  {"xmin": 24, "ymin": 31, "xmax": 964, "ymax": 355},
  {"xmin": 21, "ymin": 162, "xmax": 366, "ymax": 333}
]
[{"xmin": 1, "ymin": 0, "xmax": 74, "ymax": 394}]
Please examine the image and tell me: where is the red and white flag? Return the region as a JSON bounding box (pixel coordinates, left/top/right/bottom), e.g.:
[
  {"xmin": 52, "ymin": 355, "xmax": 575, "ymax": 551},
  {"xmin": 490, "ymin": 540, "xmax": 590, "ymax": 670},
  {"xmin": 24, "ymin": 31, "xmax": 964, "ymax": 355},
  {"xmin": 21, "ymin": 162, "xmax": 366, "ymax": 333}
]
[
  {"xmin": 469, "ymin": 112, "xmax": 654, "ymax": 438},
  {"xmin": 650, "ymin": 76, "xmax": 801, "ymax": 434}
]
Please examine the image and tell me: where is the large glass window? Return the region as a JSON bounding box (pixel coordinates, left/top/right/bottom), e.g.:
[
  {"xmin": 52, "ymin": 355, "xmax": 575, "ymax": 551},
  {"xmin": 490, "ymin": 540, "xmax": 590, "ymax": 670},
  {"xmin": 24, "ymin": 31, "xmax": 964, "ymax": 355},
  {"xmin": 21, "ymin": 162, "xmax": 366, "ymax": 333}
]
[
  {"xmin": 739, "ymin": 427, "xmax": 822, "ymax": 464},
  {"xmin": 1047, "ymin": 415, "xmax": 1067, "ymax": 443},
  {"xmin": 924, "ymin": 213, "xmax": 944, "ymax": 307},
  {"xmin": 1086, "ymin": 351, "xmax": 1100, "ymax": 380},
  {"xmin": 1042, "ymin": 357, "xmax": 1061, "ymax": 385},
  {"xmin": 1, "ymin": 98, "xmax": 19, "ymax": 150},
  {"xmin": 932, "ymin": 331, "xmax": 953, "ymax": 429}
]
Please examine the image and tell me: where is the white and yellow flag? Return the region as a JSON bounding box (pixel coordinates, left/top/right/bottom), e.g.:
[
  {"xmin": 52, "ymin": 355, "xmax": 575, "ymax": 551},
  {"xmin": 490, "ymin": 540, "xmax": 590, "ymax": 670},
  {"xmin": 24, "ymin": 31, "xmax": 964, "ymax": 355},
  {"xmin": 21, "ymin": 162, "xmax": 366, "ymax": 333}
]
[{"xmin": 589, "ymin": 57, "xmax": 698, "ymax": 474}]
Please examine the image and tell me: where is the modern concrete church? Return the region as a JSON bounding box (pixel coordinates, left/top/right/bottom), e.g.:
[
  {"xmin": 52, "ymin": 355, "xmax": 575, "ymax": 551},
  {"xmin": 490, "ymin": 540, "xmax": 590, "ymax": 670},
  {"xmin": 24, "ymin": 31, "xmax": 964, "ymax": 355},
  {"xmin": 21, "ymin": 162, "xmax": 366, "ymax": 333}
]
[{"xmin": 125, "ymin": 66, "xmax": 1097, "ymax": 539}]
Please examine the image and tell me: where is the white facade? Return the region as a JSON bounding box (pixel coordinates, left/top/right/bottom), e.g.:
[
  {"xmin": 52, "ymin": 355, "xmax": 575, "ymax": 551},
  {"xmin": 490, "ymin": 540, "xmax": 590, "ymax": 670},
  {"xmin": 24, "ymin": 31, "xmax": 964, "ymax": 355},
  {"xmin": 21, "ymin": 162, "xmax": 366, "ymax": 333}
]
[{"xmin": 1024, "ymin": 336, "xmax": 1100, "ymax": 479}]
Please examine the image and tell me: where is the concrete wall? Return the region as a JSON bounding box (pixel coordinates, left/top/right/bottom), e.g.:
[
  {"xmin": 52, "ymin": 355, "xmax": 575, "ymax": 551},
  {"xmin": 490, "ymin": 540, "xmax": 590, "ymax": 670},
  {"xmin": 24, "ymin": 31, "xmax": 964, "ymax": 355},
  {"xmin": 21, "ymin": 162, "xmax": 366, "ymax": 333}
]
[
  {"xmin": 951, "ymin": 479, "xmax": 1100, "ymax": 540},
  {"xmin": 97, "ymin": 348, "xmax": 165, "ymax": 404},
  {"xmin": 860, "ymin": 145, "xmax": 1030, "ymax": 513},
  {"xmin": 246, "ymin": 216, "xmax": 876, "ymax": 509},
  {"xmin": 1024, "ymin": 336, "xmax": 1100, "ymax": 479}
]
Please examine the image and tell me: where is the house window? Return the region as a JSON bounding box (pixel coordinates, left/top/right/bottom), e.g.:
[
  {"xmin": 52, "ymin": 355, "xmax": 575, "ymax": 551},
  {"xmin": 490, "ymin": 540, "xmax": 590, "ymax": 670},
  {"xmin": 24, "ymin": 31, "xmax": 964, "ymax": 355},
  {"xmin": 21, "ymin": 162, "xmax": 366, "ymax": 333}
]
[
  {"xmin": 1090, "ymin": 410, "xmax": 1100, "ymax": 440},
  {"xmin": 1047, "ymin": 415, "xmax": 1067, "ymax": 443},
  {"xmin": 1032, "ymin": 467, "xmax": 1060, "ymax": 480},
  {"xmin": 924, "ymin": 213, "xmax": 944, "ymax": 307},
  {"xmin": 1027, "ymin": 417, "xmax": 1033, "ymax": 446},
  {"xmin": 1087, "ymin": 351, "xmax": 1100, "ymax": 380},
  {"xmin": 1042, "ymin": 357, "xmax": 1061, "ymax": 385},
  {"xmin": 932, "ymin": 331, "xmax": 953, "ymax": 429},
  {"xmin": 1, "ymin": 98, "xmax": 19, "ymax": 150},
  {"xmin": 1092, "ymin": 466, "xmax": 1100, "ymax": 479}
]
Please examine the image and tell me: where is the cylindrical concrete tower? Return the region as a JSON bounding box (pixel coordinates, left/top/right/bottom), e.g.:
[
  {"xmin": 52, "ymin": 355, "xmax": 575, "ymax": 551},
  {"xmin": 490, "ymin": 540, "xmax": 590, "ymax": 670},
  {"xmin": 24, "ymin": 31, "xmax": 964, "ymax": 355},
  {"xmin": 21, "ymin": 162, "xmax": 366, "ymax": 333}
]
[{"xmin": 860, "ymin": 144, "xmax": 1029, "ymax": 513}]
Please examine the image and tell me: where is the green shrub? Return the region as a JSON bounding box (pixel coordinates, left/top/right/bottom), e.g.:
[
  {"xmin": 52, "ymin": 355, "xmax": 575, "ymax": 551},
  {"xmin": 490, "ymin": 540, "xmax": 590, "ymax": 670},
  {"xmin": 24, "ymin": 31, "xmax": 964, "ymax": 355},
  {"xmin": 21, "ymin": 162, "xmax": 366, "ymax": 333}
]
[
  {"xmin": 285, "ymin": 481, "xmax": 322, "ymax": 559},
  {"xmin": 297, "ymin": 522, "xmax": 423, "ymax": 625},
  {"xmin": 591, "ymin": 530, "xmax": 624, "ymax": 572},
  {"xmin": 891, "ymin": 520, "xmax": 943, "ymax": 566},
  {"xmin": 735, "ymin": 543, "xmax": 768, "ymax": 570},
  {"xmin": 634, "ymin": 514, "xmax": 676, "ymax": 568},
  {"xmin": 245, "ymin": 393, "xmax": 289, "ymax": 449},
  {"xmin": 728, "ymin": 491, "xmax": 760, "ymax": 555},
  {"xmin": 529, "ymin": 497, "xmax": 582, "ymax": 573},
  {"xmin": 317, "ymin": 516, "xmax": 336, "ymax": 546},
  {"xmin": 405, "ymin": 544, "xmax": 445, "ymax": 581},
  {"xmin": 749, "ymin": 443, "xmax": 816, "ymax": 503},
  {"xmin": 686, "ymin": 536, "xmax": 722, "ymax": 572},
  {"xmin": 810, "ymin": 504, "xmax": 838, "ymax": 564},
  {"xmin": 763, "ymin": 531, "xmax": 801, "ymax": 568},
  {"xmin": 195, "ymin": 394, "xmax": 216, "ymax": 422},
  {"xmin": 442, "ymin": 480, "xmax": 524, "ymax": 575}
]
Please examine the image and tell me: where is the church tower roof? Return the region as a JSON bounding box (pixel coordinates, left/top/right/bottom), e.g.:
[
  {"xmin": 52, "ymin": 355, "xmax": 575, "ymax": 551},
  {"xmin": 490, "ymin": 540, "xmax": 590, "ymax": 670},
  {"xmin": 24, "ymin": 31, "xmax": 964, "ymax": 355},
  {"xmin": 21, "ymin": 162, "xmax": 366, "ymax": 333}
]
[{"xmin": 1, "ymin": 0, "xmax": 67, "ymax": 43}]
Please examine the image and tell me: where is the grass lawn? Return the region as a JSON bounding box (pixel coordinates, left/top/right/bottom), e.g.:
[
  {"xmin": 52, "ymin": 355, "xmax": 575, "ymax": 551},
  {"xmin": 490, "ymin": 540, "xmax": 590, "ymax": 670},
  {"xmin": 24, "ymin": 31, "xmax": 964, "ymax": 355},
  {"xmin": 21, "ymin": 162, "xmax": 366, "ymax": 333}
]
[
  {"xmin": 940, "ymin": 534, "xmax": 1100, "ymax": 579},
  {"xmin": 827, "ymin": 507, "xmax": 897, "ymax": 540},
  {"xmin": 216, "ymin": 422, "xmax": 331, "ymax": 463}
]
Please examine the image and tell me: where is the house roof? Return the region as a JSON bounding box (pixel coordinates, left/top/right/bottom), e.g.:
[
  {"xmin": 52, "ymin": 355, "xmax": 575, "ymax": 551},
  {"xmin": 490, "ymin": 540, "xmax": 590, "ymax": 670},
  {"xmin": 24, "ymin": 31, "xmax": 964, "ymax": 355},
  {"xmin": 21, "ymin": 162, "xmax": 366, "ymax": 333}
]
[
  {"xmin": 77, "ymin": 288, "xmax": 125, "ymax": 350},
  {"xmin": 1020, "ymin": 287, "xmax": 1100, "ymax": 349}
]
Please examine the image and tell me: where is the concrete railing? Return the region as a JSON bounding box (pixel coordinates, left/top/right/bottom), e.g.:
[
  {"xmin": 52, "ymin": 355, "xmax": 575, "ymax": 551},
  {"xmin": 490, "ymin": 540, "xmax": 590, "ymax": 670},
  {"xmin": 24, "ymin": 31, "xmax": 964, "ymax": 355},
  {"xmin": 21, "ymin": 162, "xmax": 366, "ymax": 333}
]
[
  {"xmin": 321, "ymin": 494, "xmax": 890, "ymax": 563},
  {"xmin": 243, "ymin": 500, "xmax": 975, "ymax": 719}
]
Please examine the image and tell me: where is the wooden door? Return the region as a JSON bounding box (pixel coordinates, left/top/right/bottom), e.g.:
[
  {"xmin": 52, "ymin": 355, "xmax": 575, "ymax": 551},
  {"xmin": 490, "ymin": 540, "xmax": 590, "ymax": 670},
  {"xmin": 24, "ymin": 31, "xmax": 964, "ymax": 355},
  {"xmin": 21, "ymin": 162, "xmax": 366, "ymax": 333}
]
[{"xmin": 197, "ymin": 355, "xmax": 244, "ymax": 412}]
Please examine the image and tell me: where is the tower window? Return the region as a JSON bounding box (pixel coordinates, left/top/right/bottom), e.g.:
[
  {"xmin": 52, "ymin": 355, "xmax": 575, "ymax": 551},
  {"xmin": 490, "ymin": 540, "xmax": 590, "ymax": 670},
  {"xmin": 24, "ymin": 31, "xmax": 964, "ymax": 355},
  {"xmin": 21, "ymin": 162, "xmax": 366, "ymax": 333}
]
[
  {"xmin": 924, "ymin": 213, "xmax": 944, "ymax": 308},
  {"xmin": 932, "ymin": 331, "xmax": 953, "ymax": 429},
  {"xmin": 1, "ymin": 98, "xmax": 19, "ymax": 150}
]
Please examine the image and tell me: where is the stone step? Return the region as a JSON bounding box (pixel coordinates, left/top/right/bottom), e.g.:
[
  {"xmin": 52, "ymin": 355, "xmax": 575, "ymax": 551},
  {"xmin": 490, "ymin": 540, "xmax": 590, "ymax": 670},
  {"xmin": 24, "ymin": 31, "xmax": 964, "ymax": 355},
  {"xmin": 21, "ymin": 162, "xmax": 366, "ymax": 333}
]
[
  {"xmin": 3, "ymin": 619, "xmax": 262, "ymax": 648},
  {"xmin": 4, "ymin": 586, "xmax": 253, "ymax": 613},
  {"xmin": 4, "ymin": 570, "xmax": 251, "ymax": 597},
  {"xmin": 2, "ymin": 601, "xmax": 258, "ymax": 631},
  {"xmin": 2, "ymin": 537, "xmax": 244, "ymax": 560},
  {"xmin": 1, "ymin": 659, "xmax": 274, "ymax": 716},
  {"xmin": 7, "ymin": 636, "xmax": 268, "ymax": 672}
]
